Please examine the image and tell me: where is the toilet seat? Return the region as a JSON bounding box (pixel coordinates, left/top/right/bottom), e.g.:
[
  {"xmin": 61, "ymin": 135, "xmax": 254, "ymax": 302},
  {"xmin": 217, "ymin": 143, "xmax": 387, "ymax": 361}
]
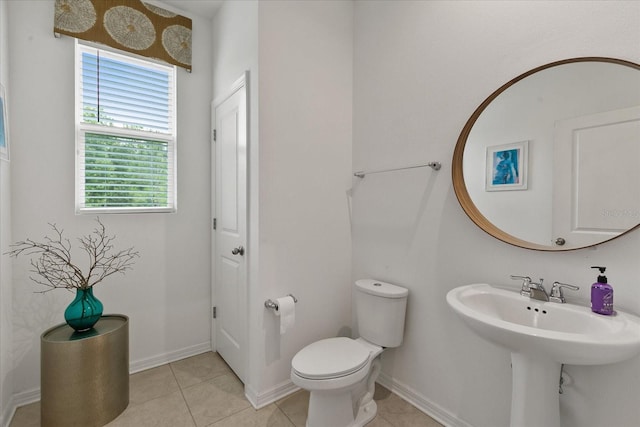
[{"xmin": 292, "ymin": 337, "xmax": 370, "ymax": 380}]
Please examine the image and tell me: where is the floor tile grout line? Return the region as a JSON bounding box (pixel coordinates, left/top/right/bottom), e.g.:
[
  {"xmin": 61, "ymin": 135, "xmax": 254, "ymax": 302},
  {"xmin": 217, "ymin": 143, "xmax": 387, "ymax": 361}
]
[
  {"xmin": 274, "ymin": 392, "xmax": 307, "ymax": 427},
  {"xmin": 126, "ymin": 365, "xmax": 180, "ymax": 409},
  {"xmin": 284, "ymin": 413, "xmax": 299, "ymax": 426},
  {"xmin": 169, "ymin": 361, "xmax": 199, "ymax": 427},
  {"xmin": 377, "ymin": 412, "xmax": 397, "ymax": 427},
  {"xmin": 168, "ymin": 354, "xmax": 234, "ymax": 426},
  {"xmin": 200, "ymin": 398, "xmax": 254, "ymax": 427},
  {"xmin": 167, "ymin": 367, "xmax": 248, "ymax": 427},
  {"xmin": 170, "ymin": 358, "xmax": 252, "ymax": 427},
  {"xmin": 276, "ymin": 404, "xmax": 299, "ymax": 427}
]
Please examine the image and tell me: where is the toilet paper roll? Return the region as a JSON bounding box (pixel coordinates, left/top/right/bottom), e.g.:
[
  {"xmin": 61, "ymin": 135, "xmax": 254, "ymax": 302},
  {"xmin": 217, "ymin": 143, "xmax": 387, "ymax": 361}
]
[{"xmin": 275, "ymin": 296, "xmax": 296, "ymax": 335}]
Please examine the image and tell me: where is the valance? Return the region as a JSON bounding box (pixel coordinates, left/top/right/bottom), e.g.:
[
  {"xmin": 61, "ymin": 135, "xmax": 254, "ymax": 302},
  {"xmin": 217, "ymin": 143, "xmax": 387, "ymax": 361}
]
[{"xmin": 54, "ymin": 0, "xmax": 192, "ymax": 71}]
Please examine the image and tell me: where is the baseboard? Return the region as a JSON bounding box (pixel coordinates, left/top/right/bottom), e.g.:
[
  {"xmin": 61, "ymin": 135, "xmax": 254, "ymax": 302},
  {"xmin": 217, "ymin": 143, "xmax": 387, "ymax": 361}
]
[
  {"xmin": 244, "ymin": 384, "xmax": 261, "ymax": 408},
  {"xmin": 246, "ymin": 372, "xmax": 472, "ymax": 426},
  {"xmin": 377, "ymin": 372, "xmax": 473, "ymax": 427},
  {"xmin": 10, "ymin": 387, "xmax": 39, "ymax": 412},
  {"xmin": 1, "ymin": 395, "xmax": 16, "ymax": 427},
  {"xmin": 245, "ymin": 379, "xmax": 300, "ymax": 410},
  {"xmin": 6, "ymin": 341, "xmax": 212, "ymax": 427},
  {"xmin": 129, "ymin": 342, "xmax": 212, "ymax": 374}
]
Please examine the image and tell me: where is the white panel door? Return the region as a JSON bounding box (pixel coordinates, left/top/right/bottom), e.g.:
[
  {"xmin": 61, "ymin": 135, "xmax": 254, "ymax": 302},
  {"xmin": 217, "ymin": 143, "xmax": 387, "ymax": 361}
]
[
  {"xmin": 212, "ymin": 74, "xmax": 247, "ymax": 382},
  {"xmin": 553, "ymin": 106, "xmax": 640, "ymax": 247}
]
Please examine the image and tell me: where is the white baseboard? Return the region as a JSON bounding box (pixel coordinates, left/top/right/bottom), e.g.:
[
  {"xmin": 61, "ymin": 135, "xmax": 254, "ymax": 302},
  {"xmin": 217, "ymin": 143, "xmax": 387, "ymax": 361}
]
[
  {"xmin": 377, "ymin": 372, "xmax": 473, "ymax": 427},
  {"xmin": 1, "ymin": 395, "xmax": 16, "ymax": 427},
  {"xmin": 10, "ymin": 387, "xmax": 39, "ymax": 412},
  {"xmin": 245, "ymin": 379, "xmax": 300, "ymax": 410},
  {"xmin": 5, "ymin": 342, "xmax": 212, "ymax": 427},
  {"xmin": 245, "ymin": 372, "xmax": 471, "ymax": 427},
  {"xmin": 129, "ymin": 342, "xmax": 212, "ymax": 374}
]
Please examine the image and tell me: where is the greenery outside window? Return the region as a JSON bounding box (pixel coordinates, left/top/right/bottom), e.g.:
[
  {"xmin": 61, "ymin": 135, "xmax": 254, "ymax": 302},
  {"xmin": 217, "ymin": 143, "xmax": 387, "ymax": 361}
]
[{"xmin": 76, "ymin": 42, "xmax": 177, "ymax": 213}]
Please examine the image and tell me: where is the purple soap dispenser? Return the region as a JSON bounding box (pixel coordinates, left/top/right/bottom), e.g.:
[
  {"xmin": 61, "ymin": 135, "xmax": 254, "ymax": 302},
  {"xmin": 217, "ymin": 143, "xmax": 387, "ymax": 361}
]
[{"xmin": 591, "ymin": 266, "xmax": 614, "ymax": 315}]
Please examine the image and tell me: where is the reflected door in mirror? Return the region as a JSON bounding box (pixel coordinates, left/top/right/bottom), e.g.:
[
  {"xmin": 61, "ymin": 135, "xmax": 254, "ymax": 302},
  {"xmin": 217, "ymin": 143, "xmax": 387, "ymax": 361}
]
[{"xmin": 553, "ymin": 106, "xmax": 640, "ymax": 247}]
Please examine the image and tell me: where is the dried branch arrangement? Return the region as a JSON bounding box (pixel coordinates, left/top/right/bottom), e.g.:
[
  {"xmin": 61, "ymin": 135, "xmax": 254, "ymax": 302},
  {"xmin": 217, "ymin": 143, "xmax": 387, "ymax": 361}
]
[{"xmin": 7, "ymin": 218, "xmax": 139, "ymax": 291}]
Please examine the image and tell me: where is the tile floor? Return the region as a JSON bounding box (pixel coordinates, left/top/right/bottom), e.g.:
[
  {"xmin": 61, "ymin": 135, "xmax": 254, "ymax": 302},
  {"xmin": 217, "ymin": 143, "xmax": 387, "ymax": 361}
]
[{"xmin": 10, "ymin": 351, "xmax": 443, "ymax": 427}]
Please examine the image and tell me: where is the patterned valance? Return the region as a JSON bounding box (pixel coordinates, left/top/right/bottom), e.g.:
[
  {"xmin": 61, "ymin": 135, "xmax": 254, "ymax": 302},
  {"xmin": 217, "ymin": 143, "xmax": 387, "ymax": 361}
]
[{"xmin": 54, "ymin": 0, "xmax": 192, "ymax": 71}]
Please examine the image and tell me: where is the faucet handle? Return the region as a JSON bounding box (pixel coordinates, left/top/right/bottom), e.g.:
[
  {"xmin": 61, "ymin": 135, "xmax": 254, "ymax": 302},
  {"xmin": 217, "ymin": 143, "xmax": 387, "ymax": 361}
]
[
  {"xmin": 510, "ymin": 275, "xmax": 532, "ymax": 296},
  {"xmin": 549, "ymin": 282, "xmax": 580, "ymax": 303}
]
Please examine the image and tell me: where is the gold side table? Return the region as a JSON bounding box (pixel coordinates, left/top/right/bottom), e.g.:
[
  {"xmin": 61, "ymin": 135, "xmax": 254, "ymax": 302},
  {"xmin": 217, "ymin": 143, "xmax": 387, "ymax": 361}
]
[{"xmin": 41, "ymin": 315, "xmax": 129, "ymax": 427}]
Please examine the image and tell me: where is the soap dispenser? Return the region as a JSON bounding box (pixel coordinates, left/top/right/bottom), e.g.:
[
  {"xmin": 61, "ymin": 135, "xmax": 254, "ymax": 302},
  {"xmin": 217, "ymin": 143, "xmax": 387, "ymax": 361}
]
[{"xmin": 591, "ymin": 266, "xmax": 613, "ymax": 315}]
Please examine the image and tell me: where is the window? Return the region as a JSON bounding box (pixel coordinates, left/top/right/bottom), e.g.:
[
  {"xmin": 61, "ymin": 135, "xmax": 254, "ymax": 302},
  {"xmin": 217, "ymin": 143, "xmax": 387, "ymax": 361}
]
[{"xmin": 75, "ymin": 43, "xmax": 177, "ymax": 213}]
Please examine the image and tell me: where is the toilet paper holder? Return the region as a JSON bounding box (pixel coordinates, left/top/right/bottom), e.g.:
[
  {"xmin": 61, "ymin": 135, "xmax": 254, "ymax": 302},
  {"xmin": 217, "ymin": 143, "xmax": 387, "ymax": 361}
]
[{"xmin": 264, "ymin": 294, "xmax": 298, "ymax": 311}]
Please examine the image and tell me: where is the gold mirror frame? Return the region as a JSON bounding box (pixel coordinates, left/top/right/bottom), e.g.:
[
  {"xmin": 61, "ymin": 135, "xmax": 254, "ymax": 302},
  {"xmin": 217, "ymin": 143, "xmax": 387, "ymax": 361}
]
[{"xmin": 452, "ymin": 57, "xmax": 640, "ymax": 251}]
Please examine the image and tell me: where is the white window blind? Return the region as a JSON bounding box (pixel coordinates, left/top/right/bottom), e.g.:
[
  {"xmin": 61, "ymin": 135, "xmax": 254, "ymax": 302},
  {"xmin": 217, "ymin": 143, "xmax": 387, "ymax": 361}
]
[{"xmin": 76, "ymin": 43, "xmax": 177, "ymax": 213}]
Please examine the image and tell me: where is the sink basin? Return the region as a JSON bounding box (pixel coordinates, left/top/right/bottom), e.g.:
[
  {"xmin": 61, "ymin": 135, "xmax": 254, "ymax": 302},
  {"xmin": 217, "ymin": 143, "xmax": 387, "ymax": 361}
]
[
  {"xmin": 446, "ymin": 283, "xmax": 640, "ymax": 427},
  {"xmin": 446, "ymin": 283, "xmax": 640, "ymax": 365}
]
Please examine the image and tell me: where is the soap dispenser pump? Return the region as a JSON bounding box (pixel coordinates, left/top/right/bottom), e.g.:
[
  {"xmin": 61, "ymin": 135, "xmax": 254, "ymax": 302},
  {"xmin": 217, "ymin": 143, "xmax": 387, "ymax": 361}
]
[{"xmin": 591, "ymin": 266, "xmax": 614, "ymax": 315}]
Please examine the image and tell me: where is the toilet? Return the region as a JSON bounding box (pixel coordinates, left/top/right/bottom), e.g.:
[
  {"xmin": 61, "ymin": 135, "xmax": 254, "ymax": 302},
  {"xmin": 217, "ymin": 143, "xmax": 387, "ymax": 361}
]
[{"xmin": 291, "ymin": 279, "xmax": 408, "ymax": 427}]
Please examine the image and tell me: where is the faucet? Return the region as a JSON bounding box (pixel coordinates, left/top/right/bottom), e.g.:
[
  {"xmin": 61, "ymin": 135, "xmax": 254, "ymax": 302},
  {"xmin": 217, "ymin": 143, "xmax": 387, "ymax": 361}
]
[
  {"xmin": 549, "ymin": 282, "xmax": 580, "ymax": 303},
  {"xmin": 510, "ymin": 275, "xmax": 532, "ymax": 297},
  {"xmin": 510, "ymin": 275, "xmax": 549, "ymax": 301},
  {"xmin": 528, "ymin": 278, "xmax": 549, "ymax": 302}
]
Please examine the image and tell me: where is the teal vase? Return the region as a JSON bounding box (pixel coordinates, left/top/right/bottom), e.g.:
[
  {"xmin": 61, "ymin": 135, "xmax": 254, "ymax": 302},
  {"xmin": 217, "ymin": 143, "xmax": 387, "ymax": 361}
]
[{"xmin": 64, "ymin": 288, "xmax": 103, "ymax": 332}]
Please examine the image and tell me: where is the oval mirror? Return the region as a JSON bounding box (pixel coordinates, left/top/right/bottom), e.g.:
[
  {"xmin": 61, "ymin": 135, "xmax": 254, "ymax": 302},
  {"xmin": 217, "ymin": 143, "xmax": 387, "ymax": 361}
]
[{"xmin": 453, "ymin": 57, "xmax": 640, "ymax": 251}]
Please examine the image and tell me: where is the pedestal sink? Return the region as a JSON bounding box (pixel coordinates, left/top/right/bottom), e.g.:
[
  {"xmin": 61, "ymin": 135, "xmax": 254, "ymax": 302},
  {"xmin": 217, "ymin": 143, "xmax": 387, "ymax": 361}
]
[{"xmin": 446, "ymin": 283, "xmax": 640, "ymax": 427}]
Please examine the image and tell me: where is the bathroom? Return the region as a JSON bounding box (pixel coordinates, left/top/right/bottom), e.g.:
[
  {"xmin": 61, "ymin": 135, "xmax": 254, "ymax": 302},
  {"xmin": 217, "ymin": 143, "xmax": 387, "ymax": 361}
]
[{"xmin": 0, "ymin": 1, "xmax": 638, "ymax": 427}]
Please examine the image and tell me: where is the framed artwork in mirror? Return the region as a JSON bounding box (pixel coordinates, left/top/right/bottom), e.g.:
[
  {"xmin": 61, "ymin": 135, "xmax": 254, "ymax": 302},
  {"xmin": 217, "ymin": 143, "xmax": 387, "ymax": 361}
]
[
  {"xmin": 486, "ymin": 140, "xmax": 528, "ymax": 191},
  {"xmin": 0, "ymin": 84, "xmax": 8, "ymax": 161}
]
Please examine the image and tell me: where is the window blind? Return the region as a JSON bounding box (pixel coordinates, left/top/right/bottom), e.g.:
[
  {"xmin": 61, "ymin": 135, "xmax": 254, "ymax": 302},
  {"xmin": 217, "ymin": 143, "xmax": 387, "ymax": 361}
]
[{"xmin": 76, "ymin": 44, "xmax": 176, "ymax": 213}]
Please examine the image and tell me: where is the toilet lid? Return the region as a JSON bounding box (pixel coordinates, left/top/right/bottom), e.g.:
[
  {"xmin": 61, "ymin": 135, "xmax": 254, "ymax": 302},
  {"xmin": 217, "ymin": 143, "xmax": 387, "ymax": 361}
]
[{"xmin": 292, "ymin": 337, "xmax": 371, "ymax": 380}]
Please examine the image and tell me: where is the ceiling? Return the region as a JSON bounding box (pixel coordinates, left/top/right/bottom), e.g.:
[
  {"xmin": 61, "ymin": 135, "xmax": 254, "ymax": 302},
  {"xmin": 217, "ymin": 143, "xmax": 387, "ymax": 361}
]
[{"xmin": 162, "ymin": 1, "xmax": 224, "ymax": 19}]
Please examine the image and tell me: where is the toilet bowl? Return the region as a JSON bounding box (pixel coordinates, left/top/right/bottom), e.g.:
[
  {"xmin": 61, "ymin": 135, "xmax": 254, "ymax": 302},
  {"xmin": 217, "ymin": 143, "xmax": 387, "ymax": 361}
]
[
  {"xmin": 290, "ymin": 280, "xmax": 408, "ymax": 427},
  {"xmin": 291, "ymin": 337, "xmax": 383, "ymax": 427}
]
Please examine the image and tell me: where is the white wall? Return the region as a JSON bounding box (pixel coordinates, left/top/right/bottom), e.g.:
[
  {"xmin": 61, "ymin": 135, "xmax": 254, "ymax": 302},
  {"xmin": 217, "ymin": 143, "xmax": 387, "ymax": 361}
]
[
  {"xmin": 212, "ymin": 0, "xmax": 353, "ymax": 406},
  {"xmin": 0, "ymin": 0, "xmax": 14, "ymax": 424},
  {"xmin": 254, "ymin": 0, "xmax": 353, "ymax": 402},
  {"xmin": 7, "ymin": 0, "xmax": 213, "ymax": 403},
  {"xmin": 353, "ymin": 2, "xmax": 640, "ymax": 427}
]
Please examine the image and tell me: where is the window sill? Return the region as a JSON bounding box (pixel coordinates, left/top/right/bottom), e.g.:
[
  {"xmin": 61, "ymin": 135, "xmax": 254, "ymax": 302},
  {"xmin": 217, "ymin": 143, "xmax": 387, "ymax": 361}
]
[{"xmin": 76, "ymin": 207, "xmax": 177, "ymax": 215}]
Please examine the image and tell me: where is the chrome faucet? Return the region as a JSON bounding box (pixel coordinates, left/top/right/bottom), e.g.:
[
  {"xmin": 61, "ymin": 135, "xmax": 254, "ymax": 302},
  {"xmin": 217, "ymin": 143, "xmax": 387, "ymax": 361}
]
[
  {"xmin": 510, "ymin": 275, "xmax": 549, "ymax": 301},
  {"xmin": 528, "ymin": 278, "xmax": 549, "ymax": 302},
  {"xmin": 511, "ymin": 276, "xmax": 579, "ymax": 303},
  {"xmin": 510, "ymin": 275, "xmax": 532, "ymax": 297},
  {"xmin": 549, "ymin": 282, "xmax": 580, "ymax": 303}
]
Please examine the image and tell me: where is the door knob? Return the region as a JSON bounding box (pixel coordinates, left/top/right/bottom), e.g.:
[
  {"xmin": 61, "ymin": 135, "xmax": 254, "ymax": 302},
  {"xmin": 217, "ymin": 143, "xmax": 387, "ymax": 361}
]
[
  {"xmin": 554, "ymin": 237, "xmax": 566, "ymax": 246},
  {"xmin": 231, "ymin": 246, "xmax": 245, "ymax": 256}
]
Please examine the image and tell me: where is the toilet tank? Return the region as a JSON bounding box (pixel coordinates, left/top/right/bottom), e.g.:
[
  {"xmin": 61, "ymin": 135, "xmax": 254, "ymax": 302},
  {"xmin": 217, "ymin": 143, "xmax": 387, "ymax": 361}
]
[{"xmin": 355, "ymin": 279, "xmax": 408, "ymax": 348}]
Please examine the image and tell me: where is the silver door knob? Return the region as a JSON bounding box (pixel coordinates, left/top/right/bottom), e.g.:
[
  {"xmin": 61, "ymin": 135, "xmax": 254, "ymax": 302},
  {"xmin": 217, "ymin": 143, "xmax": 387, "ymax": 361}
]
[
  {"xmin": 231, "ymin": 246, "xmax": 245, "ymax": 256},
  {"xmin": 554, "ymin": 237, "xmax": 566, "ymax": 246}
]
